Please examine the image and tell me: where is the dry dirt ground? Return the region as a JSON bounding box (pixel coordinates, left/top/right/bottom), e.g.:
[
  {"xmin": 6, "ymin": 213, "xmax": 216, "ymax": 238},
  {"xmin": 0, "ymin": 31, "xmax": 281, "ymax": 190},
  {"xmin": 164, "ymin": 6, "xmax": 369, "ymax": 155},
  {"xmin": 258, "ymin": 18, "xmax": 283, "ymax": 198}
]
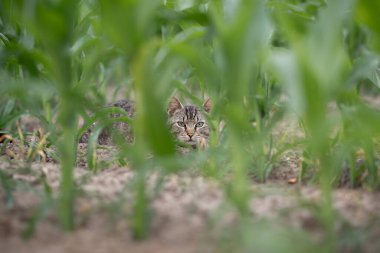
[{"xmin": 1, "ymin": 110, "xmax": 380, "ymax": 252}]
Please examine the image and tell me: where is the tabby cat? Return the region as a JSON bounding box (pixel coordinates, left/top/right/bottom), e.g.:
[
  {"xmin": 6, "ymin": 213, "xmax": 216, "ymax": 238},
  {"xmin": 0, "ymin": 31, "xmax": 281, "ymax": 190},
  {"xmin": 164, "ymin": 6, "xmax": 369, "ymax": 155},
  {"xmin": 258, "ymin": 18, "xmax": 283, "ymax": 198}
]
[
  {"xmin": 80, "ymin": 99, "xmax": 134, "ymax": 145},
  {"xmin": 80, "ymin": 97, "xmax": 211, "ymax": 148},
  {"xmin": 167, "ymin": 97, "xmax": 211, "ymax": 148}
]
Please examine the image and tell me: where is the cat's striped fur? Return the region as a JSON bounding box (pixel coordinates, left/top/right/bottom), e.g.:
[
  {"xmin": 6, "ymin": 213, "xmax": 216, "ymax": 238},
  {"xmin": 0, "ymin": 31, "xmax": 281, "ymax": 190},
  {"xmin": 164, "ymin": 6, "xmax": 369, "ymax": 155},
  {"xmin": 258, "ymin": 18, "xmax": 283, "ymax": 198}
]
[
  {"xmin": 167, "ymin": 97, "xmax": 211, "ymax": 148},
  {"xmin": 80, "ymin": 97, "xmax": 211, "ymax": 148}
]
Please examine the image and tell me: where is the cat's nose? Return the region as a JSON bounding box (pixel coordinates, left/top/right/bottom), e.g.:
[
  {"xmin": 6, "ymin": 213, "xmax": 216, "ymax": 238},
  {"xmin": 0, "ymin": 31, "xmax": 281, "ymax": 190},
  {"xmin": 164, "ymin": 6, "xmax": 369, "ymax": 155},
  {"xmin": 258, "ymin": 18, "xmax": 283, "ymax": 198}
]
[{"xmin": 186, "ymin": 129, "xmax": 195, "ymax": 137}]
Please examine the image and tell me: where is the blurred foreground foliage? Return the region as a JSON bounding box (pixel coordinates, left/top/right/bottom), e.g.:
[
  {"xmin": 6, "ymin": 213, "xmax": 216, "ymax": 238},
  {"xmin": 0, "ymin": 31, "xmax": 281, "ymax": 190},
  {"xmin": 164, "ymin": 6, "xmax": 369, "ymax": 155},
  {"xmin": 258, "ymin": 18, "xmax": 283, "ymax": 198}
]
[{"xmin": 1, "ymin": 0, "xmax": 380, "ymax": 251}]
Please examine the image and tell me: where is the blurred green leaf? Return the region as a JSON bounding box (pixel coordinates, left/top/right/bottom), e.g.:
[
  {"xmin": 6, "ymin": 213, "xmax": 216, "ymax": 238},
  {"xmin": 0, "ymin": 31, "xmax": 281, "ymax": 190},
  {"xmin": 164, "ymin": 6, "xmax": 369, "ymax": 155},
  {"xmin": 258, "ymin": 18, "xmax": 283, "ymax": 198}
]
[
  {"xmin": 356, "ymin": 0, "xmax": 380, "ymax": 51},
  {"xmin": 0, "ymin": 0, "xmax": 379, "ymax": 249}
]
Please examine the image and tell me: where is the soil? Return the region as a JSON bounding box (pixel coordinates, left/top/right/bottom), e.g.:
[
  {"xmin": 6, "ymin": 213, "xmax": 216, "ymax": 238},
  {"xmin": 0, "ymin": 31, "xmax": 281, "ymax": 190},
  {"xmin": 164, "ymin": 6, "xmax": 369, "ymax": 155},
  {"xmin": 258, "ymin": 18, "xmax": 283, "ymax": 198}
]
[{"xmin": 1, "ymin": 99, "xmax": 380, "ymax": 253}]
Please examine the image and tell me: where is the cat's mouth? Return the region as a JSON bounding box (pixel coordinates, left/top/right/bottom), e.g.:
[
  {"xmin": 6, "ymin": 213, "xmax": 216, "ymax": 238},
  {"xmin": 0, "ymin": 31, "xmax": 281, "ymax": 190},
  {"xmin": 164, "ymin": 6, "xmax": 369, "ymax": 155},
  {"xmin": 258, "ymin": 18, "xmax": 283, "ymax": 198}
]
[
  {"xmin": 178, "ymin": 135, "xmax": 198, "ymax": 145},
  {"xmin": 186, "ymin": 139, "xmax": 197, "ymax": 144}
]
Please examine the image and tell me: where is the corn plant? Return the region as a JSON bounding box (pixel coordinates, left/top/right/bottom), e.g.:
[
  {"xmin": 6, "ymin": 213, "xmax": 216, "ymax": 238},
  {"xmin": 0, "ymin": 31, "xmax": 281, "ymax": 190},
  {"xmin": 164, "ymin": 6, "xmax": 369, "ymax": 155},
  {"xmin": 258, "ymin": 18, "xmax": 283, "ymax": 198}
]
[{"xmin": 0, "ymin": 0, "xmax": 379, "ymax": 251}]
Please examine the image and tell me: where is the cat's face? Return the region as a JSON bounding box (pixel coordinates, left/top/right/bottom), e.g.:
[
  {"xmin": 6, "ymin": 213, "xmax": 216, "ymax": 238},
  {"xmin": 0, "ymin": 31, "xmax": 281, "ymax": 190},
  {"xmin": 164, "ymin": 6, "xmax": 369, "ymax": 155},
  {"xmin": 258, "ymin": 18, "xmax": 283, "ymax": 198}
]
[{"xmin": 167, "ymin": 97, "xmax": 211, "ymax": 147}]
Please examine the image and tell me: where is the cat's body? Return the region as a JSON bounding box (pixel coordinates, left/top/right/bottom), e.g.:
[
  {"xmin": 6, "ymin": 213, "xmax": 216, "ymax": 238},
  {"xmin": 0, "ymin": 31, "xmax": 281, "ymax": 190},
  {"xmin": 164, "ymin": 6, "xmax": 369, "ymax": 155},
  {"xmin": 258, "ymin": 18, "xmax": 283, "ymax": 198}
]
[
  {"xmin": 80, "ymin": 99, "xmax": 135, "ymax": 145},
  {"xmin": 80, "ymin": 97, "xmax": 211, "ymax": 148}
]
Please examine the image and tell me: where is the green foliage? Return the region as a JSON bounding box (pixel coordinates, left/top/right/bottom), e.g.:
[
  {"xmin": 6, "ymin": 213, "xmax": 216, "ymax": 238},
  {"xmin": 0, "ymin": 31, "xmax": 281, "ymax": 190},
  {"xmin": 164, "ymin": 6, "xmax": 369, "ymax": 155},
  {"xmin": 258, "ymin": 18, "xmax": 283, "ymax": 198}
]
[
  {"xmin": 1, "ymin": 0, "xmax": 380, "ymax": 251},
  {"xmin": 0, "ymin": 169, "xmax": 14, "ymax": 208},
  {"xmin": 356, "ymin": 0, "xmax": 380, "ymax": 52}
]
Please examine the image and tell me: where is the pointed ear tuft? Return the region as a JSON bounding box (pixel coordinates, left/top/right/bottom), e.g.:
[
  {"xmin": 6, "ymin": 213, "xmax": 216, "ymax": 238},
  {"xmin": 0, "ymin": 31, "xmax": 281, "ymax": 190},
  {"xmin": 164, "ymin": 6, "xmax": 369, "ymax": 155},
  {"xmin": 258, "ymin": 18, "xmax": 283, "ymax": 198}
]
[
  {"xmin": 167, "ymin": 96, "xmax": 183, "ymax": 115},
  {"xmin": 203, "ymin": 98, "xmax": 212, "ymax": 113}
]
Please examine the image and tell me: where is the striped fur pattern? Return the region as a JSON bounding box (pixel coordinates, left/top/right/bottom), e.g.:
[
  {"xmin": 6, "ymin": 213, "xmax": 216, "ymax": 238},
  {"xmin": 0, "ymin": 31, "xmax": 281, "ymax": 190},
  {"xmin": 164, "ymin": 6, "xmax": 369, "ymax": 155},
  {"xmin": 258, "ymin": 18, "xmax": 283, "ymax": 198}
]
[
  {"xmin": 80, "ymin": 99, "xmax": 135, "ymax": 145},
  {"xmin": 81, "ymin": 97, "xmax": 211, "ymax": 148},
  {"xmin": 167, "ymin": 97, "xmax": 211, "ymax": 147}
]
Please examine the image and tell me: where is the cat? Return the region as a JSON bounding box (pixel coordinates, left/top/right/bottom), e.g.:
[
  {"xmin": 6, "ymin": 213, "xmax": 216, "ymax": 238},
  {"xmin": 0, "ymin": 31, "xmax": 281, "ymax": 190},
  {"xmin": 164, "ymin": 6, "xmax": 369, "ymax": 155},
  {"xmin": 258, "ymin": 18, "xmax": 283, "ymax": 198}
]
[
  {"xmin": 167, "ymin": 97, "xmax": 211, "ymax": 149},
  {"xmin": 80, "ymin": 97, "xmax": 211, "ymax": 148},
  {"xmin": 80, "ymin": 99, "xmax": 134, "ymax": 145}
]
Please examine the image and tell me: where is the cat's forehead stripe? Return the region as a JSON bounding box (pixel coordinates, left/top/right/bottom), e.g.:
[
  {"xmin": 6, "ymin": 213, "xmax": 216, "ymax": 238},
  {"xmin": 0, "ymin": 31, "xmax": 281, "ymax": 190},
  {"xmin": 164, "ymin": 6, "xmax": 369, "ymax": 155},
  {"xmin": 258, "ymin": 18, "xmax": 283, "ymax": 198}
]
[{"xmin": 185, "ymin": 106, "xmax": 197, "ymax": 120}]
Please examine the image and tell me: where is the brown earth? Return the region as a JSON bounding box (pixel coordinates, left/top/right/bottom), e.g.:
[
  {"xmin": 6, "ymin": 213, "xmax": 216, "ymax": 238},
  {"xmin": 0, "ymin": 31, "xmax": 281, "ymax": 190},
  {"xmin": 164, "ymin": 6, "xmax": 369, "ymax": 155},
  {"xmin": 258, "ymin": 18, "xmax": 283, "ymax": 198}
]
[{"xmin": 1, "ymin": 98, "xmax": 380, "ymax": 253}]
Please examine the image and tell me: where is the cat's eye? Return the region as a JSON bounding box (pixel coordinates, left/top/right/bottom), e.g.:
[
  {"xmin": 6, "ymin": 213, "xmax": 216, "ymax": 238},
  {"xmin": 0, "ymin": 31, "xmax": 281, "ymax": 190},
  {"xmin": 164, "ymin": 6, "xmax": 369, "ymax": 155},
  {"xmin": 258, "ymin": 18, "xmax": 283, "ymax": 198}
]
[
  {"xmin": 177, "ymin": 121, "xmax": 185, "ymax": 127},
  {"xmin": 196, "ymin": 122, "xmax": 204, "ymax": 127}
]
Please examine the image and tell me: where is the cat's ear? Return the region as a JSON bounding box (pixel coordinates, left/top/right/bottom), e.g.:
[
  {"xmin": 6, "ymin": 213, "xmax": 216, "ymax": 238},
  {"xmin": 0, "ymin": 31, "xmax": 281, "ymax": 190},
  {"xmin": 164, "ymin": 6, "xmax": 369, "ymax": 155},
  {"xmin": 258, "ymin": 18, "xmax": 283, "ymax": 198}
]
[
  {"xmin": 203, "ymin": 98, "xmax": 212, "ymax": 113},
  {"xmin": 167, "ymin": 96, "xmax": 183, "ymax": 115}
]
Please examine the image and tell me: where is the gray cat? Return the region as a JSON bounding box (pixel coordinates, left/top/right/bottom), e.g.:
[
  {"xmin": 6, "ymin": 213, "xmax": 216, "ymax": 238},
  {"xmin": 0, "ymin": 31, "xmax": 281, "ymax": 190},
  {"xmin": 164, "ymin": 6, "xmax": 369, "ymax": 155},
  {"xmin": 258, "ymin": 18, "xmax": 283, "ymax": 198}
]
[
  {"xmin": 80, "ymin": 97, "xmax": 211, "ymax": 148},
  {"xmin": 167, "ymin": 97, "xmax": 211, "ymax": 149}
]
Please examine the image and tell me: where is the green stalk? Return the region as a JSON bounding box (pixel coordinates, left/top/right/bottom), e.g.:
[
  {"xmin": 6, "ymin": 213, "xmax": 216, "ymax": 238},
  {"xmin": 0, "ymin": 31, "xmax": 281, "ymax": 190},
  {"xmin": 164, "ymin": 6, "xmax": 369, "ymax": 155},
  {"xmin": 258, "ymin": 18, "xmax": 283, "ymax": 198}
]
[{"xmin": 57, "ymin": 103, "xmax": 77, "ymax": 230}]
